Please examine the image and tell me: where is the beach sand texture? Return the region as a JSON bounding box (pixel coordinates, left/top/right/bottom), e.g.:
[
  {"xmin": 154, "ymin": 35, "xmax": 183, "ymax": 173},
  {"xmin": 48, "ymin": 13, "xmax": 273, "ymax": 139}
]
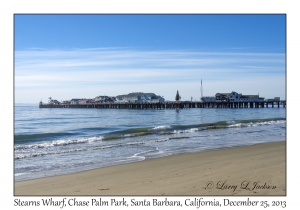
[{"xmin": 15, "ymin": 141, "xmax": 286, "ymax": 196}]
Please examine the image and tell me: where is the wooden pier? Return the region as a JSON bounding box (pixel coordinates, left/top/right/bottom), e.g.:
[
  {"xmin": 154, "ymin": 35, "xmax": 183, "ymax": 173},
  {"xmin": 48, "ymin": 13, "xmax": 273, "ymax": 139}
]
[{"xmin": 39, "ymin": 101, "xmax": 286, "ymax": 109}]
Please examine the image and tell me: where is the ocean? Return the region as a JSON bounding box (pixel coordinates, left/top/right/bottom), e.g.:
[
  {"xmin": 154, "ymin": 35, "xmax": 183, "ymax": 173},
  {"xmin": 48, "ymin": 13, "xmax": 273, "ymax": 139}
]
[{"xmin": 14, "ymin": 104, "xmax": 286, "ymax": 182}]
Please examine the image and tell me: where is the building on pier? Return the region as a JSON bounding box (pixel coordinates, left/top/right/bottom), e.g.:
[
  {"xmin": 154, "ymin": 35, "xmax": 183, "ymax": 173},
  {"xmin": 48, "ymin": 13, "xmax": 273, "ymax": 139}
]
[
  {"xmin": 48, "ymin": 97, "xmax": 61, "ymax": 105},
  {"xmin": 94, "ymin": 95, "xmax": 115, "ymax": 103},
  {"xmin": 116, "ymin": 92, "xmax": 165, "ymax": 103},
  {"xmin": 70, "ymin": 98, "xmax": 93, "ymax": 105},
  {"xmin": 266, "ymin": 97, "xmax": 280, "ymax": 102},
  {"xmin": 228, "ymin": 91, "xmax": 265, "ymax": 102},
  {"xmin": 202, "ymin": 91, "xmax": 265, "ymax": 102}
]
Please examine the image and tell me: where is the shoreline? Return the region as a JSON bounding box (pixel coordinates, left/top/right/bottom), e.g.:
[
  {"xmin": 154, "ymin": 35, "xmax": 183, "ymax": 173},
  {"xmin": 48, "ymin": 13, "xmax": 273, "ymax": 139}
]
[
  {"xmin": 14, "ymin": 141, "xmax": 281, "ymax": 183},
  {"xmin": 15, "ymin": 141, "xmax": 286, "ymax": 196}
]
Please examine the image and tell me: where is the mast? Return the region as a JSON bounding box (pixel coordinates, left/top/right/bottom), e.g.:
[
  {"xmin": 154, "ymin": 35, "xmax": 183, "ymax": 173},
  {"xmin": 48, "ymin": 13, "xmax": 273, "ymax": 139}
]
[{"xmin": 200, "ymin": 79, "xmax": 203, "ymax": 101}]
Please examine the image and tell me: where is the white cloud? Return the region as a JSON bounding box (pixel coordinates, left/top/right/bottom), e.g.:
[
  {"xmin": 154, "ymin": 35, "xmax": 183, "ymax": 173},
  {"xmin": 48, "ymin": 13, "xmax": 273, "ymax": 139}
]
[{"xmin": 14, "ymin": 48, "xmax": 286, "ymax": 103}]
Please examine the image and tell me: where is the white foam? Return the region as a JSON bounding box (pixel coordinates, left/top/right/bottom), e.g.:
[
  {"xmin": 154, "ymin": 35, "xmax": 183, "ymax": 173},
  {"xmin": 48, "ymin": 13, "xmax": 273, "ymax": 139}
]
[
  {"xmin": 151, "ymin": 125, "xmax": 171, "ymax": 130},
  {"xmin": 14, "ymin": 172, "xmax": 28, "ymax": 177},
  {"xmin": 15, "ymin": 136, "xmax": 104, "ymax": 151},
  {"xmin": 228, "ymin": 120, "xmax": 286, "ymax": 128},
  {"xmin": 173, "ymin": 128, "xmax": 200, "ymax": 133},
  {"xmin": 227, "ymin": 123, "xmax": 243, "ymax": 128}
]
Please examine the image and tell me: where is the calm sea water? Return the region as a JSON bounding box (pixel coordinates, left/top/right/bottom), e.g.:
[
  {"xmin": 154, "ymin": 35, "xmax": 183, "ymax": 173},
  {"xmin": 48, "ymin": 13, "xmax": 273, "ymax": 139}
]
[{"xmin": 14, "ymin": 104, "xmax": 286, "ymax": 181}]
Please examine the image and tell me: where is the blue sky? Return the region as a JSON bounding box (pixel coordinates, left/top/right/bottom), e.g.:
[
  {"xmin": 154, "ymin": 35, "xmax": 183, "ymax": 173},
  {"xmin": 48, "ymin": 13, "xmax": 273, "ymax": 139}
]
[{"xmin": 14, "ymin": 14, "xmax": 286, "ymax": 103}]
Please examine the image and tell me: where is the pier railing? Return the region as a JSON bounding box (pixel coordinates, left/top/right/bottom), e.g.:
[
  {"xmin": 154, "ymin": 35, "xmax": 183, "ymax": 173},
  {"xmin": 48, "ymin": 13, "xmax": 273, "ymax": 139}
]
[{"xmin": 39, "ymin": 101, "xmax": 286, "ymax": 109}]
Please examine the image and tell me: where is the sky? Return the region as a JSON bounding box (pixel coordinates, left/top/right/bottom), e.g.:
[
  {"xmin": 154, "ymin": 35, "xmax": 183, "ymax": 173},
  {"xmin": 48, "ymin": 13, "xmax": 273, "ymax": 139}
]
[{"xmin": 14, "ymin": 14, "xmax": 286, "ymax": 103}]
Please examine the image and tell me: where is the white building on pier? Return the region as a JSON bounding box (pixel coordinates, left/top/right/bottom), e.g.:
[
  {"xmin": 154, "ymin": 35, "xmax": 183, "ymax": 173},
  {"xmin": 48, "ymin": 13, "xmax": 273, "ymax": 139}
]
[{"xmin": 202, "ymin": 91, "xmax": 265, "ymax": 102}]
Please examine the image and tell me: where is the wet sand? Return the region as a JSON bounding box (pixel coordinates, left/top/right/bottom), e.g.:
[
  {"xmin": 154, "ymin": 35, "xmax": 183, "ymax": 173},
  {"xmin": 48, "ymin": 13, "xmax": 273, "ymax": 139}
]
[{"xmin": 15, "ymin": 141, "xmax": 286, "ymax": 196}]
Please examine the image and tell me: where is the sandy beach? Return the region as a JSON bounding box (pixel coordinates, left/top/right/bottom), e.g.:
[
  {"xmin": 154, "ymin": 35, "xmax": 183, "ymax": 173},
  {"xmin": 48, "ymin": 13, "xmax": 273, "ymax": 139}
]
[{"xmin": 14, "ymin": 141, "xmax": 286, "ymax": 196}]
